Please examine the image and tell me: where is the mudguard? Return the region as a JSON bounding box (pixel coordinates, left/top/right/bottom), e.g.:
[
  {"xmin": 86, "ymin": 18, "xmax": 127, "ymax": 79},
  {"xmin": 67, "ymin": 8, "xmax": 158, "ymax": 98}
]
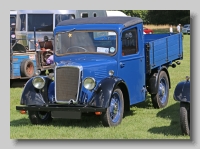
[
  {"xmin": 20, "ymin": 76, "xmax": 53, "ymax": 106},
  {"xmin": 173, "ymin": 79, "xmax": 190, "ymax": 103},
  {"xmin": 88, "ymin": 76, "xmax": 126, "ymax": 108},
  {"xmin": 147, "ymin": 66, "xmax": 171, "ymax": 94}
]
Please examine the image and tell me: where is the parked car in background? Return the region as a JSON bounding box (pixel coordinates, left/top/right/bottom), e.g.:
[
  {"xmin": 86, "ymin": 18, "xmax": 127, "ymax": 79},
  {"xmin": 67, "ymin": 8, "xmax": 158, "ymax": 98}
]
[
  {"xmin": 173, "ymin": 76, "xmax": 190, "ymax": 136},
  {"xmin": 182, "ymin": 24, "xmax": 190, "ymax": 35},
  {"xmin": 143, "ymin": 27, "xmax": 153, "ymax": 34}
]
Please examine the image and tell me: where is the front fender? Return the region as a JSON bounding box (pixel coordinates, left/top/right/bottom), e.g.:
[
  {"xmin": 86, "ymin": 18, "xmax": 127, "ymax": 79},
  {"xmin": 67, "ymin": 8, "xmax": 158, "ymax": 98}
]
[
  {"xmin": 88, "ymin": 76, "xmax": 125, "ymax": 108},
  {"xmin": 20, "ymin": 76, "xmax": 53, "ymax": 106},
  {"xmin": 173, "ymin": 80, "xmax": 190, "ymax": 103}
]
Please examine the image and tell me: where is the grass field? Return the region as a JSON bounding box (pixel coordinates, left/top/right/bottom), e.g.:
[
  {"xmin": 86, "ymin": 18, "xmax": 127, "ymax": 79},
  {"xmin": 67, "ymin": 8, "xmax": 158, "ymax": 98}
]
[
  {"xmin": 10, "ymin": 35, "xmax": 190, "ymax": 139},
  {"xmin": 144, "ymin": 24, "xmax": 179, "ymax": 34}
]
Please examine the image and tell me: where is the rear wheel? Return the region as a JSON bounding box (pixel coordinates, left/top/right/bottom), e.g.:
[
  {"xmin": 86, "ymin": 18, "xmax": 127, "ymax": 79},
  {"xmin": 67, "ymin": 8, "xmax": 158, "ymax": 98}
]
[
  {"xmin": 180, "ymin": 102, "xmax": 190, "ymax": 135},
  {"xmin": 151, "ymin": 71, "xmax": 169, "ymax": 108},
  {"xmin": 28, "ymin": 111, "xmax": 52, "ymax": 125},
  {"xmin": 101, "ymin": 88, "xmax": 124, "ymax": 127}
]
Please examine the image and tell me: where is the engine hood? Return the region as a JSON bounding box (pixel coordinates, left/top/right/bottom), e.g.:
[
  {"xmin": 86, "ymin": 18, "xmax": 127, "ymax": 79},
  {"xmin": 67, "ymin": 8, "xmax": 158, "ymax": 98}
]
[{"xmin": 55, "ymin": 54, "xmax": 118, "ymax": 81}]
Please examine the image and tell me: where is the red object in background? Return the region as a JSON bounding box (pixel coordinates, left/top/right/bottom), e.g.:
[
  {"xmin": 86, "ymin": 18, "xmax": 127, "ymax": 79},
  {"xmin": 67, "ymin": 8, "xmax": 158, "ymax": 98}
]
[{"xmin": 143, "ymin": 27, "xmax": 153, "ymax": 34}]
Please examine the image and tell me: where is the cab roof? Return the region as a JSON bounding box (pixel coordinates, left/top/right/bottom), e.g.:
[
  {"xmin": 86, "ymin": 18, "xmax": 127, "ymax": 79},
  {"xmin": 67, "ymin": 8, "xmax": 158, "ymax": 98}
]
[{"xmin": 57, "ymin": 16, "xmax": 143, "ymax": 28}]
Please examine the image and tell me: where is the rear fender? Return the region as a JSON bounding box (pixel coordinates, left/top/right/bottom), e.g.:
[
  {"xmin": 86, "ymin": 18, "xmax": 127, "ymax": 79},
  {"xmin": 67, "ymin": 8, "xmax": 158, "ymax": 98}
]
[
  {"xmin": 20, "ymin": 76, "xmax": 53, "ymax": 106},
  {"xmin": 88, "ymin": 77, "xmax": 126, "ymax": 108},
  {"xmin": 148, "ymin": 66, "xmax": 171, "ymax": 94},
  {"xmin": 173, "ymin": 80, "xmax": 190, "ymax": 103}
]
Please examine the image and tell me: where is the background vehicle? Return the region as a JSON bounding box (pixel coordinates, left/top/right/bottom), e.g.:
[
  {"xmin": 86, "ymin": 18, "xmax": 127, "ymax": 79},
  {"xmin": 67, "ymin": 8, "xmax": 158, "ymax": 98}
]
[
  {"xmin": 10, "ymin": 10, "xmax": 17, "ymax": 45},
  {"xmin": 16, "ymin": 17, "xmax": 183, "ymax": 127},
  {"xmin": 143, "ymin": 27, "xmax": 153, "ymax": 34},
  {"xmin": 173, "ymin": 76, "xmax": 190, "ymax": 135},
  {"xmin": 182, "ymin": 24, "xmax": 190, "ymax": 35},
  {"xmin": 10, "ymin": 10, "xmax": 107, "ymax": 81}
]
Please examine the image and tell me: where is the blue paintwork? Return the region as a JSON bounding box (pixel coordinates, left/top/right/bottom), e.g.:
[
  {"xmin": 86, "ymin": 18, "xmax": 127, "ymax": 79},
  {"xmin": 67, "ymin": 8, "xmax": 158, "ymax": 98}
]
[
  {"xmin": 118, "ymin": 23, "xmax": 146, "ymax": 105},
  {"xmin": 145, "ymin": 33, "xmax": 183, "ymax": 70},
  {"xmin": 173, "ymin": 80, "xmax": 190, "ymax": 103},
  {"xmin": 10, "ymin": 54, "xmax": 37, "ymax": 79}
]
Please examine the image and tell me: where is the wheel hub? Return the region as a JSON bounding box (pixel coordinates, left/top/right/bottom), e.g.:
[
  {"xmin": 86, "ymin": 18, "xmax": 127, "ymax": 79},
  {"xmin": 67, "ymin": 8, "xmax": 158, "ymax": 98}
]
[
  {"xmin": 159, "ymin": 83, "xmax": 165, "ymax": 97},
  {"xmin": 113, "ymin": 103, "xmax": 118, "ymax": 114}
]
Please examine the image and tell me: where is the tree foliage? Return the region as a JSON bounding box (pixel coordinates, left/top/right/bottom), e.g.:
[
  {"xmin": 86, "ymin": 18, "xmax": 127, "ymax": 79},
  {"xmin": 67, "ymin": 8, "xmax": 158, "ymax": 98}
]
[
  {"xmin": 120, "ymin": 10, "xmax": 190, "ymax": 25},
  {"xmin": 147, "ymin": 10, "xmax": 190, "ymax": 25}
]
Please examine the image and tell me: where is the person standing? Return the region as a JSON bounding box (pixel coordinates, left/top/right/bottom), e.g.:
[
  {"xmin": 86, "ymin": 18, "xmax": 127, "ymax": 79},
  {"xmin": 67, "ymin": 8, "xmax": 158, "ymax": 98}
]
[
  {"xmin": 169, "ymin": 25, "xmax": 173, "ymax": 33},
  {"xmin": 177, "ymin": 24, "xmax": 181, "ymax": 33}
]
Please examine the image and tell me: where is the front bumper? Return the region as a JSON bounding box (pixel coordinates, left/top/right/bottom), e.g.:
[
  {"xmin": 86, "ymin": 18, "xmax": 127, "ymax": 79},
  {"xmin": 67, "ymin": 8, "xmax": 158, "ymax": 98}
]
[
  {"xmin": 16, "ymin": 104, "xmax": 106, "ymax": 112},
  {"xmin": 16, "ymin": 104, "xmax": 106, "ymax": 119}
]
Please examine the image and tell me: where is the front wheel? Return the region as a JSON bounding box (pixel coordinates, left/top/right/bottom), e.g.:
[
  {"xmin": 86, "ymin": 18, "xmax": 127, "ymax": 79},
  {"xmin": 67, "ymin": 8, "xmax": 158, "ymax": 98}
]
[
  {"xmin": 151, "ymin": 71, "xmax": 169, "ymax": 108},
  {"xmin": 180, "ymin": 102, "xmax": 190, "ymax": 135},
  {"xmin": 101, "ymin": 88, "xmax": 124, "ymax": 127},
  {"xmin": 28, "ymin": 111, "xmax": 52, "ymax": 125}
]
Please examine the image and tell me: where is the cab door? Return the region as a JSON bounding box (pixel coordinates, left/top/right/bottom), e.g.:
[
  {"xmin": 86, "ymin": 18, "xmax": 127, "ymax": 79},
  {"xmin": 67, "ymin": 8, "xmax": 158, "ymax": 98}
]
[{"xmin": 118, "ymin": 25, "xmax": 146, "ymax": 105}]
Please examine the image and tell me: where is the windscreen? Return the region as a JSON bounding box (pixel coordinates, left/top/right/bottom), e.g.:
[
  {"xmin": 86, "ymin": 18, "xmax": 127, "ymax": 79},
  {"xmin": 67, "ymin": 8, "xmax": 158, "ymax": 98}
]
[{"xmin": 55, "ymin": 31, "xmax": 117, "ymax": 55}]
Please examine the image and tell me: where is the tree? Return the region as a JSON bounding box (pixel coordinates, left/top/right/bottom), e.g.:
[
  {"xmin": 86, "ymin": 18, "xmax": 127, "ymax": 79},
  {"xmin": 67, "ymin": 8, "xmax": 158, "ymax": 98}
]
[
  {"xmin": 119, "ymin": 10, "xmax": 190, "ymax": 25},
  {"xmin": 147, "ymin": 10, "xmax": 190, "ymax": 25}
]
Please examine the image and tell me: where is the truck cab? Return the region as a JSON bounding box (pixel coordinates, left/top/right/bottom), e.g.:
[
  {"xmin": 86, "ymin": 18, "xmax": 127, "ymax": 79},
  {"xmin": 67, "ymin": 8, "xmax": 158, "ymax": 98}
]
[{"xmin": 16, "ymin": 17, "xmax": 183, "ymax": 127}]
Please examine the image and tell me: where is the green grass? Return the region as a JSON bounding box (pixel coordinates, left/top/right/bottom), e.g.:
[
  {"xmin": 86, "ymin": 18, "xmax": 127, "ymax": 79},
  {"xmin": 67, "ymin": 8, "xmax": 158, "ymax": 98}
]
[{"xmin": 10, "ymin": 35, "xmax": 190, "ymax": 139}]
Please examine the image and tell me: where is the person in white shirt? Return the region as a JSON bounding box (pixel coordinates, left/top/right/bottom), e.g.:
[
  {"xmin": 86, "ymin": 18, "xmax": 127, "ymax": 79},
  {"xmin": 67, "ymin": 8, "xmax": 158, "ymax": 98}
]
[
  {"xmin": 169, "ymin": 25, "xmax": 173, "ymax": 33},
  {"xmin": 177, "ymin": 24, "xmax": 181, "ymax": 33}
]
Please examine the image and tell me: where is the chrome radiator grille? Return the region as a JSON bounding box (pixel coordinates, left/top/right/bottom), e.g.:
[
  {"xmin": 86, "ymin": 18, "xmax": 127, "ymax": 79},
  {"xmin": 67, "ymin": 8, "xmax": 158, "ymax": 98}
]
[{"xmin": 55, "ymin": 66, "xmax": 80, "ymax": 103}]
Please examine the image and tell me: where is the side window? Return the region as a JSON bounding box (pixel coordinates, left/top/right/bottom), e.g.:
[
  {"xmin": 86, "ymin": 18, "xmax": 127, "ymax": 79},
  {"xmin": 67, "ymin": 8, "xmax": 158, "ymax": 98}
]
[{"xmin": 122, "ymin": 28, "xmax": 138, "ymax": 56}]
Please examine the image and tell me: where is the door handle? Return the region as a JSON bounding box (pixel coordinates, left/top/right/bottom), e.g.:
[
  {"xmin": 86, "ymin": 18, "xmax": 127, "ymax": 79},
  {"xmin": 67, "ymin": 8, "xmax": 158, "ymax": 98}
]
[{"xmin": 120, "ymin": 62, "xmax": 125, "ymax": 68}]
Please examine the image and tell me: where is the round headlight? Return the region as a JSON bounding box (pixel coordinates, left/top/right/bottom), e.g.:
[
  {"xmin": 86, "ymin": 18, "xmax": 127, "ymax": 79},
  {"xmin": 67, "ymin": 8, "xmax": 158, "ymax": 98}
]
[
  {"xmin": 32, "ymin": 77, "xmax": 45, "ymax": 89},
  {"xmin": 83, "ymin": 77, "xmax": 96, "ymax": 90}
]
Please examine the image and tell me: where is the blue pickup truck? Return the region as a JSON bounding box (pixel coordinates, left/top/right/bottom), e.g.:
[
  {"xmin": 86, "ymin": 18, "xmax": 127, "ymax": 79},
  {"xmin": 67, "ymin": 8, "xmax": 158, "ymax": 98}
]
[{"xmin": 16, "ymin": 17, "xmax": 183, "ymax": 127}]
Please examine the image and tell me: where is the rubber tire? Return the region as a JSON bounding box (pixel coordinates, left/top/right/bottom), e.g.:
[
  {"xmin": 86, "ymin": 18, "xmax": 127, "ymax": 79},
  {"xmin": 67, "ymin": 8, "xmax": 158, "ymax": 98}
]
[
  {"xmin": 151, "ymin": 71, "xmax": 169, "ymax": 109},
  {"xmin": 180, "ymin": 102, "xmax": 190, "ymax": 135},
  {"xmin": 28, "ymin": 111, "xmax": 52, "ymax": 125},
  {"xmin": 20, "ymin": 59, "xmax": 35, "ymax": 77},
  {"xmin": 101, "ymin": 88, "xmax": 124, "ymax": 127}
]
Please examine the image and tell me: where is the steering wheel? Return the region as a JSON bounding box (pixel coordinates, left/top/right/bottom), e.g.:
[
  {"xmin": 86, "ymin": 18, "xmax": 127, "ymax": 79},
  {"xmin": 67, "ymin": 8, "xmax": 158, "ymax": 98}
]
[{"xmin": 66, "ymin": 46, "xmax": 88, "ymax": 52}]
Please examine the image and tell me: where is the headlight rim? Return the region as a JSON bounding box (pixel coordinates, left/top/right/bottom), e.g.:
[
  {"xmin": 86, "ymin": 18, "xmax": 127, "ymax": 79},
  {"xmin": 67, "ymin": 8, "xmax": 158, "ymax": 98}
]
[
  {"xmin": 83, "ymin": 77, "xmax": 96, "ymax": 90},
  {"xmin": 32, "ymin": 76, "xmax": 46, "ymax": 89}
]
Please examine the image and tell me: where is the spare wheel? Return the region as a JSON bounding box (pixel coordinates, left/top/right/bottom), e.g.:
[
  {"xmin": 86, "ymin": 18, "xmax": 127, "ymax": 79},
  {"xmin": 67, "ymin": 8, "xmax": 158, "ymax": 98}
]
[{"xmin": 20, "ymin": 59, "xmax": 35, "ymax": 77}]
